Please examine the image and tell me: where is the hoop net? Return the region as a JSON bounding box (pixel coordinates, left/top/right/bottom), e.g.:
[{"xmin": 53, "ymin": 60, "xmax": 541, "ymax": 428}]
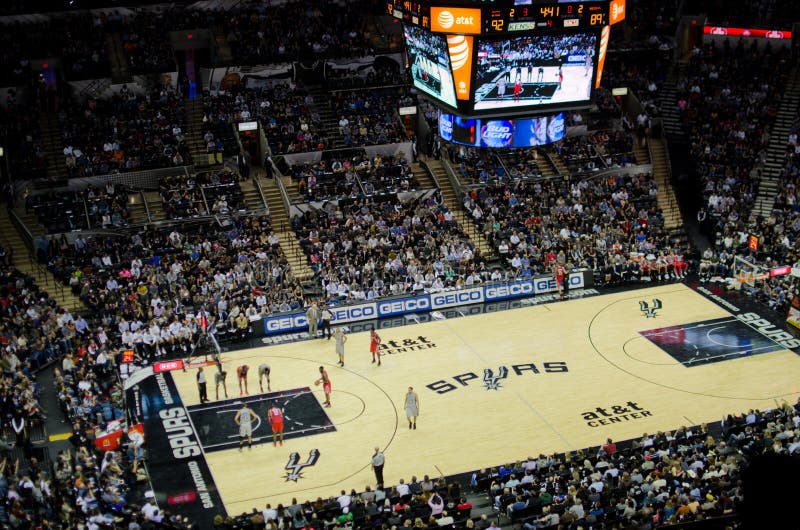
[{"xmin": 733, "ymin": 255, "xmax": 762, "ymax": 288}]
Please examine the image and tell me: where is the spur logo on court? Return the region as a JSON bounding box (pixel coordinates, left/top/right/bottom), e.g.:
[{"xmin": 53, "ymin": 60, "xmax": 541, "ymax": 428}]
[
  {"xmin": 379, "ymin": 336, "xmax": 437, "ymax": 354},
  {"xmin": 284, "ymin": 449, "xmax": 320, "ymax": 482},
  {"xmin": 426, "ymin": 362, "xmax": 568, "ymax": 394},
  {"xmin": 483, "ymin": 366, "xmax": 509, "ymax": 390},
  {"xmin": 582, "ymin": 401, "xmax": 653, "ymax": 428},
  {"xmin": 639, "ymin": 298, "xmax": 662, "ymax": 318}
]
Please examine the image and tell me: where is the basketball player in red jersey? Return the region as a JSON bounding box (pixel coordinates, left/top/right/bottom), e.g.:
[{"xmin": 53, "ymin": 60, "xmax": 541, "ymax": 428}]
[
  {"xmin": 554, "ymin": 263, "xmax": 566, "ymax": 300},
  {"xmin": 268, "ymin": 405, "xmax": 284, "ymax": 446},
  {"xmin": 315, "ymin": 366, "xmax": 331, "ymax": 407},
  {"xmin": 237, "ymin": 364, "xmax": 250, "ymax": 396},
  {"xmin": 369, "ymin": 327, "xmax": 382, "ymax": 366}
]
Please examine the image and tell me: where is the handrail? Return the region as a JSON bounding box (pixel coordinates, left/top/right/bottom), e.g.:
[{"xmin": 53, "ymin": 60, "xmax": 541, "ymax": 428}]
[
  {"xmin": 421, "ymin": 160, "xmax": 441, "ymax": 189},
  {"xmin": 83, "ymin": 196, "xmax": 92, "ymax": 229},
  {"xmin": 8, "ymin": 208, "xmax": 35, "ymax": 255},
  {"xmin": 326, "ymin": 82, "xmax": 409, "ymax": 95},
  {"xmin": 542, "ymin": 150, "xmax": 562, "ymax": 176},
  {"xmin": 648, "ymin": 127, "xmax": 678, "ymax": 214},
  {"xmin": 493, "ymin": 152, "xmax": 511, "ymax": 178},
  {"xmin": 140, "ymin": 190, "xmax": 152, "ymax": 223},
  {"xmin": 273, "ymin": 168, "xmax": 294, "ymax": 224},
  {"xmin": 252, "ymin": 173, "xmax": 269, "ymax": 211},
  {"xmin": 438, "ymin": 148, "xmax": 466, "ymax": 199},
  {"xmin": 434, "ymin": 154, "xmax": 489, "ymax": 246},
  {"xmin": 199, "ymin": 186, "xmax": 211, "ymax": 216},
  {"xmin": 232, "ymin": 123, "xmax": 244, "ymax": 154}
]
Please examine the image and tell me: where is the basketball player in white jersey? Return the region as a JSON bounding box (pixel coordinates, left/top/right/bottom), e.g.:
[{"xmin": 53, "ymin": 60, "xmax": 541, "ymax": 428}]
[
  {"xmin": 234, "ymin": 402, "xmax": 259, "ymax": 451},
  {"xmin": 333, "ymin": 328, "xmax": 347, "ymax": 366}
]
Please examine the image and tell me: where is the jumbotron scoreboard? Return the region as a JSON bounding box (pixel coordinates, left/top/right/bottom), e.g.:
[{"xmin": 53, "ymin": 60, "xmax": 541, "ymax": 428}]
[{"xmin": 390, "ymin": 0, "xmax": 626, "ymax": 119}]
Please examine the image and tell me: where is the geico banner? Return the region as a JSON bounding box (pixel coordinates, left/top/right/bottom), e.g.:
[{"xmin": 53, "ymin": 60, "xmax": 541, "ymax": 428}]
[
  {"xmin": 263, "ymin": 302, "xmax": 378, "ymax": 335},
  {"xmin": 377, "ymin": 295, "xmax": 432, "ymax": 317},
  {"xmin": 263, "ymin": 312, "xmax": 307, "ymax": 334},
  {"xmin": 331, "ymin": 303, "xmax": 377, "ymax": 322},
  {"xmin": 483, "ymin": 280, "xmax": 535, "ymax": 301},
  {"xmin": 533, "ymin": 272, "xmax": 585, "ymax": 295},
  {"xmin": 430, "ymin": 287, "xmax": 485, "ymax": 309},
  {"xmin": 263, "ymin": 273, "xmax": 588, "ymax": 335}
]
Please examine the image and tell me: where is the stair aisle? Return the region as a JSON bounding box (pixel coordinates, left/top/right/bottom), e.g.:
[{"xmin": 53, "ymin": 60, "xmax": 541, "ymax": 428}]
[
  {"xmin": 750, "ymin": 66, "xmax": 800, "ymax": 221},
  {"xmin": 38, "ymin": 113, "xmax": 69, "ymax": 183},
  {"xmin": 0, "ymin": 209, "xmax": 84, "ymax": 311},
  {"xmin": 658, "ymin": 63, "xmax": 687, "ymax": 141},
  {"xmin": 425, "ymin": 160, "xmax": 495, "ymax": 260},
  {"xmin": 187, "ymin": 98, "xmax": 212, "ymax": 168},
  {"xmin": 239, "ymin": 179, "xmax": 267, "ymax": 211},
  {"xmin": 409, "ymin": 162, "xmax": 436, "ymax": 189},
  {"xmin": 650, "ymin": 139, "xmax": 682, "ymax": 231},
  {"xmin": 259, "ymin": 173, "xmax": 315, "ymax": 283},
  {"xmin": 307, "ymin": 86, "xmax": 345, "ymax": 149}
]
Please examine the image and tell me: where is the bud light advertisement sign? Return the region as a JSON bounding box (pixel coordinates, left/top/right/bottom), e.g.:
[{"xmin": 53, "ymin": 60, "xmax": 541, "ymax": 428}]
[
  {"xmin": 438, "ymin": 111, "xmax": 453, "ymax": 142},
  {"xmin": 437, "ymin": 112, "xmax": 564, "ymax": 148},
  {"xmin": 547, "ymin": 112, "xmax": 565, "ymax": 143},
  {"xmin": 479, "ymin": 120, "xmax": 513, "ymax": 147}
]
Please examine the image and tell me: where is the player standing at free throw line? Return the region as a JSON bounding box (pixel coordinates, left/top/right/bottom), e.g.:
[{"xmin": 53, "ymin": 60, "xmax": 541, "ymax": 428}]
[
  {"xmin": 268, "ymin": 405, "xmax": 284, "ymax": 446},
  {"xmin": 234, "ymin": 402, "xmax": 259, "ymax": 452},
  {"xmin": 315, "ymin": 366, "xmax": 332, "ymax": 407}
]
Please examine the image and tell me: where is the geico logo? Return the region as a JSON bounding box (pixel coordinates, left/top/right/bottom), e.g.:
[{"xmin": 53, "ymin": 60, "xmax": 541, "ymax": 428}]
[
  {"xmin": 433, "ymin": 291, "xmax": 482, "ymax": 306},
  {"xmin": 482, "ymin": 125, "xmax": 512, "ymax": 140},
  {"xmin": 535, "ymin": 279, "xmax": 555, "ymax": 291},
  {"xmin": 266, "ymin": 316, "xmax": 306, "ymax": 331},
  {"xmin": 568, "ymin": 275, "xmax": 583, "ymax": 286},
  {"xmin": 485, "ymin": 283, "xmax": 533, "ymax": 298},
  {"xmin": 378, "ymin": 298, "xmax": 431, "ymax": 315},
  {"xmin": 159, "ymin": 407, "xmax": 202, "ymax": 458},
  {"xmin": 332, "ymin": 306, "xmax": 376, "ymax": 321}
]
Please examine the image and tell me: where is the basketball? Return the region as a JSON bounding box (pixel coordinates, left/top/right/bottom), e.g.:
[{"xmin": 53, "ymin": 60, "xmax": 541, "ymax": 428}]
[{"xmin": 315, "ymin": 380, "xmax": 320, "ymax": 386}]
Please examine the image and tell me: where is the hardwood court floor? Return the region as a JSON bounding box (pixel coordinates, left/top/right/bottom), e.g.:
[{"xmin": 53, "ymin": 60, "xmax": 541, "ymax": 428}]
[{"xmin": 170, "ymin": 283, "xmax": 800, "ymax": 515}]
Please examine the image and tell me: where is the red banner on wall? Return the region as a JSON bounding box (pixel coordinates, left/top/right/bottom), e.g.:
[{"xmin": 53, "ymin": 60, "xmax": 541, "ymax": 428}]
[{"xmin": 703, "ymin": 26, "xmax": 792, "ymax": 39}]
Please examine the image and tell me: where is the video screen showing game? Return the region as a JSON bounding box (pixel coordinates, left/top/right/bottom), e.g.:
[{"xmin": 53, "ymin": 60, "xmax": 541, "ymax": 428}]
[
  {"xmin": 403, "ymin": 24, "xmax": 458, "ymax": 109},
  {"xmin": 473, "ymin": 31, "xmax": 597, "ymax": 111}
]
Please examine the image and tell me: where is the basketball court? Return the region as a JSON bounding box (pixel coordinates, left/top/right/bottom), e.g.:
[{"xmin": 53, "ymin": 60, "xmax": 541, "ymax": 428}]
[{"xmin": 151, "ymin": 282, "xmax": 800, "ymax": 519}]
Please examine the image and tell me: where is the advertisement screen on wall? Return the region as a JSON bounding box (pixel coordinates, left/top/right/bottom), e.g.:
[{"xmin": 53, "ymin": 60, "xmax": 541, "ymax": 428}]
[{"xmin": 438, "ymin": 111, "xmax": 565, "ymax": 148}]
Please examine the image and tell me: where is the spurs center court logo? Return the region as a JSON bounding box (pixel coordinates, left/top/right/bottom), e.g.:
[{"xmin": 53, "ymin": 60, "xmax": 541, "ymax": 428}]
[
  {"xmin": 582, "ymin": 401, "xmax": 653, "ymax": 427},
  {"xmin": 284, "ymin": 449, "xmax": 321, "ymax": 482},
  {"xmin": 639, "ymin": 298, "xmax": 662, "ymax": 318},
  {"xmin": 427, "ymin": 361, "xmax": 568, "ymax": 394},
  {"xmin": 483, "ymin": 366, "xmax": 509, "ymax": 390}
]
